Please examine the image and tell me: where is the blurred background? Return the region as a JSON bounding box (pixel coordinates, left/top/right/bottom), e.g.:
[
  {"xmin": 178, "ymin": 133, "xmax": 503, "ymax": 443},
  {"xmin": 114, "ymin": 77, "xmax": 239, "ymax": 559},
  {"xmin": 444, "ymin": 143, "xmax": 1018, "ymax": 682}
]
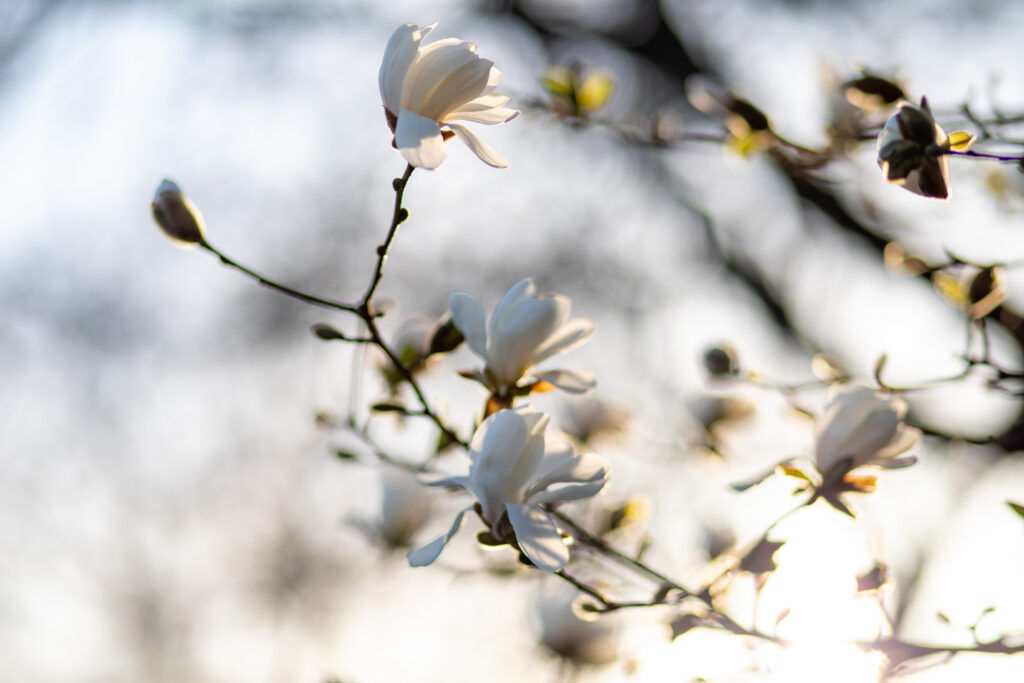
[{"xmin": 2, "ymin": 0, "xmax": 1024, "ymax": 681}]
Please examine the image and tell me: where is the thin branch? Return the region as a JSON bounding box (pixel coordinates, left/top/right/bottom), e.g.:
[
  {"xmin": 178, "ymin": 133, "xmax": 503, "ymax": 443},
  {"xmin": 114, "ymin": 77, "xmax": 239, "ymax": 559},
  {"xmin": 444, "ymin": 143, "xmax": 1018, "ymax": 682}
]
[{"xmin": 202, "ymin": 243, "xmax": 359, "ymax": 313}]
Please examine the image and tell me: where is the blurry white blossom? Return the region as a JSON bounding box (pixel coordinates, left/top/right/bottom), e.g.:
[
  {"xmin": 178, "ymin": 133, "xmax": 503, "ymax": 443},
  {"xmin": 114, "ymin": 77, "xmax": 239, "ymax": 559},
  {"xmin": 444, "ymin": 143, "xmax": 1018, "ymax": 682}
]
[
  {"xmin": 536, "ymin": 583, "xmax": 619, "ymax": 666},
  {"xmin": 408, "ymin": 406, "xmax": 610, "ymax": 572},
  {"xmin": 450, "ymin": 279, "xmax": 596, "ymax": 401},
  {"xmin": 376, "ymin": 471, "xmax": 434, "ymax": 549},
  {"xmin": 379, "ymin": 22, "xmax": 519, "ymax": 169},
  {"xmin": 814, "ymin": 385, "xmax": 920, "ymax": 482}
]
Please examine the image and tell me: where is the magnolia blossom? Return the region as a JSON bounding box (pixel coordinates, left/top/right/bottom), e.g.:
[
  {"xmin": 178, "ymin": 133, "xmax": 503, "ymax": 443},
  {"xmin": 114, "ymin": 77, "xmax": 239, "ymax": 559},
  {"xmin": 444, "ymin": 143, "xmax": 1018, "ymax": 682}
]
[
  {"xmin": 877, "ymin": 98, "xmax": 950, "ymax": 199},
  {"xmin": 379, "ymin": 23, "xmax": 519, "ymax": 169},
  {"xmin": 408, "ymin": 407, "xmax": 610, "ymax": 572},
  {"xmin": 814, "ymin": 386, "xmax": 920, "ymax": 480},
  {"xmin": 450, "ymin": 279, "xmax": 596, "ymax": 397}
]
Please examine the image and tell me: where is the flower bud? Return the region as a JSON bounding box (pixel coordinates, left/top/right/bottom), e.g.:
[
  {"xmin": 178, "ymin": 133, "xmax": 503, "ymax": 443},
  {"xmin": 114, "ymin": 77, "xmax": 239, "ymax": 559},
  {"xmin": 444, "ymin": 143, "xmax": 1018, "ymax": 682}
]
[{"xmin": 151, "ymin": 179, "xmax": 207, "ymax": 247}]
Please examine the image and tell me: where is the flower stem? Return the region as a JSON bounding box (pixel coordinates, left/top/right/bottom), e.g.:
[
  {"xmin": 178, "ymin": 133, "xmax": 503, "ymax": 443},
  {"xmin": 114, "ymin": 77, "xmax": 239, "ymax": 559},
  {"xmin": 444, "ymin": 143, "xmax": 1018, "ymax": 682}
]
[{"xmin": 359, "ymin": 164, "xmax": 415, "ymax": 308}]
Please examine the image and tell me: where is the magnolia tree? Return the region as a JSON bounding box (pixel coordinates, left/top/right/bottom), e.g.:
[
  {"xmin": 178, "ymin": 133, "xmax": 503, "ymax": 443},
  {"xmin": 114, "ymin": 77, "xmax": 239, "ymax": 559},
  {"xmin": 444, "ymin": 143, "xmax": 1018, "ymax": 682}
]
[{"xmin": 152, "ymin": 17, "xmax": 1024, "ymax": 683}]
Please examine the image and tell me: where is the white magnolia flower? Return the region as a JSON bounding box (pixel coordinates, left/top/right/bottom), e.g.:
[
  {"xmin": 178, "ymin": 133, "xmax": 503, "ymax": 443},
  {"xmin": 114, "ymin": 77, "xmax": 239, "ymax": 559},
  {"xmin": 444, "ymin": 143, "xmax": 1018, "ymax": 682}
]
[
  {"xmin": 877, "ymin": 98, "xmax": 950, "ymax": 199},
  {"xmin": 379, "ymin": 22, "xmax": 519, "ymax": 170},
  {"xmin": 450, "ymin": 279, "xmax": 596, "ymax": 398},
  {"xmin": 814, "ymin": 386, "xmax": 920, "ymax": 480},
  {"xmin": 376, "ymin": 470, "xmax": 434, "ymax": 549},
  {"xmin": 537, "ymin": 582, "xmax": 619, "ymax": 666},
  {"xmin": 408, "ymin": 406, "xmax": 610, "ymax": 572}
]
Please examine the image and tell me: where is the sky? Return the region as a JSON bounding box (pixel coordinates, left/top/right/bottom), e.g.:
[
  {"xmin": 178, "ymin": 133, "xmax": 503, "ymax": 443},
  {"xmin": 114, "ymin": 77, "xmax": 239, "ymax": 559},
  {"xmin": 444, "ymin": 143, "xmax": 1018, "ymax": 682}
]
[{"xmin": 1, "ymin": 1, "xmax": 1023, "ymax": 681}]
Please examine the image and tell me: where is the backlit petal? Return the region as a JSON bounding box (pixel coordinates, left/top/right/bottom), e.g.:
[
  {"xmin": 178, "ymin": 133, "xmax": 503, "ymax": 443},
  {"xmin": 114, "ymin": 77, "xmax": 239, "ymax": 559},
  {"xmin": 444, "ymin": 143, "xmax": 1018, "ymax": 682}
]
[
  {"xmin": 532, "ymin": 369, "xmax": 596, "ymax": 394},
  {"xmin": 407, "ymin": 507, "xmax": 470, "ymax": 567},
  {"xmin": 421, "ymin": 58, "xmax": 494, "ymax": 122},
  {"xmin": 379, "ymin": 23, "xmax": 435, "ymax": 116},
  {"xmin": 470, "ymin": 410, "xmax": 528, "ymax": 523},
  {"xmin": 447, "ymin": 122, "xmax": 509, "ymax": 168},
  {"xmin": 450, "ymin": 292, "xmax": 489, "ymax": 360},
  {"xmin": 506, "ymin": 504, "xmax": 568, "ymax": 571},
  {"xmin": 402, "ymin": 39, "xmax": 476, "ymax": 113},
  {"xmin": 395, "ymin": 109, "xmax": 446, "ymax": 169},
  {"xmin": 529, "ymin": 318, "xmax": 596, "ymax": 367}
]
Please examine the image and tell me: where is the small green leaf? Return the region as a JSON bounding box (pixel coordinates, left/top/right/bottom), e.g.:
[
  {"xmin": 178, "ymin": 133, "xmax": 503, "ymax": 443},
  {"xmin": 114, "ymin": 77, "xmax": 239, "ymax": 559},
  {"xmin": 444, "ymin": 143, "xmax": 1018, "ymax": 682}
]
[
  {"xmin": 334, "ymin": 450, "xmax": 360, "ymax": 461},
  {"xmin": 311, "ymin": 323, "xmax": 347, "ymax": 341},
  {"xmin": 1008, "ymin": 501, "xmax": 1024, "ymax": 520},
  {"xmin": 371, "ymin": 401, "xmax": 409, "ymax": 414}
]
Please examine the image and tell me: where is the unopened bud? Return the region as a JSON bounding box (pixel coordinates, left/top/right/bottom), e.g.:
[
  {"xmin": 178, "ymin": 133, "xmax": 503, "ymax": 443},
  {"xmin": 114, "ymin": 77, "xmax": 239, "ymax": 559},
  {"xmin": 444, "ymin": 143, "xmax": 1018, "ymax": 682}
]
[{"xmin": 151, "ymin": 179, "xmax": 207, "ymax": 247}]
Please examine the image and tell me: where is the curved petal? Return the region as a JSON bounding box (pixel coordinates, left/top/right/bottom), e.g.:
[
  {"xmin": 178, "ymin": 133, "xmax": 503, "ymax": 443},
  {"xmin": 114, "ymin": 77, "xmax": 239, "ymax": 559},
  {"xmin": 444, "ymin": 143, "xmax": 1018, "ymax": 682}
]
[
  {"xmin": 532, "ymin": 368, "xmax": 596, "ymax": 394},
  {"xmin": 445, "ymin": 94, "xmax": 520, "ymax": 124},
  {"xmin": 872, "ymin": 454, "xmax": 918, "ymax": 469},
  {"xmin": 506, "ymin": 504, "xmax": 568, "ymax": 571},
  {"xmin": 491, "ymin": 279, "xmax": 535, "ymax": 333},
  {"xmin": 379, "ymin": 23, "xmax": 435, "ymax": 115},
  {"xmin": 529, "ymin": 318, "xmax": 595, "ymax": 367},
  {"xmin": 488, "ymin": 295, "xmax": 570, "ymax": 384},
  {"xmin": 450, "ymin": 292, "xmax": 489, "ymax": 360},
  {"xmin": 407, "ymin": 506, "xmax": 470, "ymax": 567},
  {"xmin": 447, "ymin": 122, "xmax": 509, "ymax": 168},
  {"xmin": 402, "ymin": 39, "xmax": 477, "ymax": 113},
  {"xmin": 820, "ymin": 408, "xmax": 901, "ymax": 472},
  {"xmin": 395, "ymin": 109, "xmax": 446, "ymax": 169},
  {"xmin": 421, "ymin": 58, "xmax": 494, "ymax": 122},
  {"xmin": 503, "ymin": 409, "xmax": 550, "ymax": 500},
  {"xmin": 469, "ymin": 410, "xmax": 528, "ymax": 523},
  {"xmin": 525, "ymin": 451, "xmax": 609, "ymax": 503}
]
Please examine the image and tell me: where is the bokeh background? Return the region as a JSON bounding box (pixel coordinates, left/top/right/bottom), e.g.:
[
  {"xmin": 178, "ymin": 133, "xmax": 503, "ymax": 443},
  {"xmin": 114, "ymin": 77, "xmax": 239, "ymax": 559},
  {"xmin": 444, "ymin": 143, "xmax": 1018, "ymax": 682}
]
[{"xmin": 2, "ymin": 0, "xmax": 1024, "ymax": 681}]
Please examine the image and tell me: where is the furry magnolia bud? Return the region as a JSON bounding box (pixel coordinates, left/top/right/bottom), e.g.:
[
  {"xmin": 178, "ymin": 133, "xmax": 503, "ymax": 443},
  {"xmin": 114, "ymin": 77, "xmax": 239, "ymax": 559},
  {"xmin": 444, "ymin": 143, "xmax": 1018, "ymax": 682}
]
[{"xmin": 151, "ymin": 179, "xmax": 207, "ymax": 247}]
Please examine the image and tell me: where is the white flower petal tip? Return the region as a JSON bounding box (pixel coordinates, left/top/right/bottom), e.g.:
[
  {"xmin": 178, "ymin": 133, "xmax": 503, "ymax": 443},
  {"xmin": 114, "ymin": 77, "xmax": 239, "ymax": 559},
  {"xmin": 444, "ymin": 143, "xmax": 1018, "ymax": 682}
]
[
  {"xmin": 379, "ymin": 22, "xmax": 518, "ymax": 169},
  {"xmin": 449, "ymin": 280, "xmax": 596, "ymax": 397},
  {"xmin": 407, "ymin": 507, "xmax": 470, "ymax": 568},
  {"xmin": 416, "ymin": 407, "xmax": 609, "ymax": 573},
  {"xmin": 876, "ymin": 98, "xmax": 950, "ymax": 200},
  {"xmin": 814, "ymin": 385, "xmax": 921, "ymax": 484}
]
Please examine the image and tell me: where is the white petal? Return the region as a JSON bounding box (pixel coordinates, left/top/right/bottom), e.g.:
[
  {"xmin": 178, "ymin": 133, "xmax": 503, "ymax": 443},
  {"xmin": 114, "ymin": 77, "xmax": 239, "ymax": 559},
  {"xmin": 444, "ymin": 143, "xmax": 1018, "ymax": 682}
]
[
  {"xmin": 491, "ymin": 279, "xmax": 535, "ymax": 331},
  {"xmin": 450, "ymin": 292, "xmax": 489, "ymax": 360},
  {"xmin": 402, "ymin": 39, "xmax": 477, "ymax": 113},
  {"xmin": 469, "ymin": 409, "xmax": 528, "ymax": 523},
  {"xmin": 379, "ymin": 23, "xmax": 435, "ymax": 116},
  {"xmin": 503, "ymin": 409, "xmax": 550, "ymax": 500},
  {"xmin": 488, "ymin": 295, "xmax": 570, "ymax": 384},
  {"xmin": 395, "ymin": 109, "xmax": 446, "ymax": 169},
  {"xmin": 447, "ymin": 122, "xmax": 509, "ymax": 168},
  {"xmin": 873, "ymin": 454, "xmax": 918, "ymax": 469},
  {"xmin": 421, "ymin": 58, "xmax": 494, "ymax": 122},
  {"xmin": 529, "ymin": 318, "xmax": 595, "ymax": 367},
  {"xmin": 532, "ymin": 369, "xmax": 597, "ymax": 394},
  {"xmin": 445, "ymin": 94, "xmax": 520, "ymax": 124},
  {"xmin": 418, "ymin": 473, "xmax": 472, "ymax": 490},
  {"xmin": 525, "ymin": 451, "xmax": 609, "ymax": 503},
  {"xmin": 506, "ymin": 504, "xmax": 568, "ymax": 572},
  {"xmin": 407, "ymin": 507, "xmax": 470, "ymax": 567}
]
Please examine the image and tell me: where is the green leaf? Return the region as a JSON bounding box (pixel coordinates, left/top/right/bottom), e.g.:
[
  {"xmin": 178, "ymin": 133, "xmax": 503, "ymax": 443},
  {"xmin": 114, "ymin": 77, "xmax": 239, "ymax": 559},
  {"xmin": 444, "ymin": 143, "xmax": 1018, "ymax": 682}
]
[
  {"xmin": 371, "ymin": 401, "xmax": 409, "ymax": 414},
  {"xmin": 311, "ymin": 323, "xmax": 347, "ymax": 341},
  {"xmin": 1008, "ymin": 501, "xmax": 1024, "ymax": 520},
  {"xmin": 334, "ymin": 450, "xmax": 360, "ymax": 462}
]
